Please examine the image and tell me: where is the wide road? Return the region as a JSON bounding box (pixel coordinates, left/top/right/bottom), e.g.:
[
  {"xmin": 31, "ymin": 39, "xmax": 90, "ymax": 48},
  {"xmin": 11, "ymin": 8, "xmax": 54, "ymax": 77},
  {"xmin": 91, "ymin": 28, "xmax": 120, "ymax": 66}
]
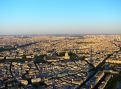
[{"xmin": 75, "ymin": 49, "xmax": 120, "ymax": 89}]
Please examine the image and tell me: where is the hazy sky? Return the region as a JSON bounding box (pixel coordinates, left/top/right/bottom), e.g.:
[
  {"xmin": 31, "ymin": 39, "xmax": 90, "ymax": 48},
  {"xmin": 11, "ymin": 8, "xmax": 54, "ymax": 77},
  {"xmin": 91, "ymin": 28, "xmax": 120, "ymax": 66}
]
[{"xmin": 0, "ymin": 0, "xmax": 121, "ymax": 34}]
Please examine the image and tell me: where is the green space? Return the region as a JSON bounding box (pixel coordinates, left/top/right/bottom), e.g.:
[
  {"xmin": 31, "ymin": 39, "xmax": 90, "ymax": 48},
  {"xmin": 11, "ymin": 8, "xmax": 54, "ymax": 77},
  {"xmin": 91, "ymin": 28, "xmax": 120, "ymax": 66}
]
[{"xmin": 105, "ymin": 75, "xmax": 121, "ymax": 89}]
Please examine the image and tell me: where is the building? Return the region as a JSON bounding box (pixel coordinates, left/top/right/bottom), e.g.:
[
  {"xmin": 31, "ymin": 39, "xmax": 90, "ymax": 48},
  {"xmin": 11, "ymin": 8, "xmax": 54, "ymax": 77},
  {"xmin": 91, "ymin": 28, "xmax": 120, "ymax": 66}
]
[{"xmin": 63, "ymin": 51, "xmax": 70, "ymax": 60}]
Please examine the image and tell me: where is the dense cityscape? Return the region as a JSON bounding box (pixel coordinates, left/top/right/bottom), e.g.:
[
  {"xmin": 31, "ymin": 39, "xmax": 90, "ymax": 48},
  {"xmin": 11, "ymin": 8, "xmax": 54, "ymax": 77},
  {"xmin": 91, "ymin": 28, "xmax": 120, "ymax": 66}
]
[
  {"xmin": 1, "ymin": 0, "xmax": 121, "ymax": 89},
  {"xmin": 0, "ymin": 35, "xmax": 121, "ymax": 89}
]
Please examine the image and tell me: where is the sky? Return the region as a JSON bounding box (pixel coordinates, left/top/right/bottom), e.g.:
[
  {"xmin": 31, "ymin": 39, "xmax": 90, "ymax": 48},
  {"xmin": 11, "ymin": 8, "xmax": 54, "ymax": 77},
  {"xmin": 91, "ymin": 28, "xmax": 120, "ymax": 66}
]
[{"xmin": 0, "ymin": 0, "xmax": 121, "ymax": 35}]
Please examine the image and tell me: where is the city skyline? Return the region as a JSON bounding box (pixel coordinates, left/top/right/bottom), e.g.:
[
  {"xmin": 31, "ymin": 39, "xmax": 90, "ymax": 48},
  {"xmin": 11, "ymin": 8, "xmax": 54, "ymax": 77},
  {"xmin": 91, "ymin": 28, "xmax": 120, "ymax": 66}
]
[{"xmin": 0, "ymin": 0, "xmax": 121, "ymax": 34}]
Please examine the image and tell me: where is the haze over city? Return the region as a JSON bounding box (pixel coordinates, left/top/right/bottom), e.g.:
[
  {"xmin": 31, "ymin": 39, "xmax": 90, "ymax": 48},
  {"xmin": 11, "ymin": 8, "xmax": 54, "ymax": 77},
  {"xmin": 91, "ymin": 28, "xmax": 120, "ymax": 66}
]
[
  {"xmin": 0, "ymin": 0, "xmax": 121, "ymax": 35},
  {"xmin": 1, "ymin": 0, "xmax": 121, "ymax": 89}
]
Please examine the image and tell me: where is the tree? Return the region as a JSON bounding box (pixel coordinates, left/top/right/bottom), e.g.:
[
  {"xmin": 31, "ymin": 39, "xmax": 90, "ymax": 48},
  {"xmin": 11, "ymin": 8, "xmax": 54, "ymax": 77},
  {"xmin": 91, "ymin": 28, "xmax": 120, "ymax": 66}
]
[{"xmin": 34, "ymin": 55, "xmax": 47, "ymax": 63}]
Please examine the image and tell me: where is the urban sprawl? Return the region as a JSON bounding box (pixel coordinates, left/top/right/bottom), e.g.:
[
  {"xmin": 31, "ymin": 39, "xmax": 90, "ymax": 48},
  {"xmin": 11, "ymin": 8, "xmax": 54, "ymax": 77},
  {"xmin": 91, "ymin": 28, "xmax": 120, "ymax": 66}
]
[{"xmin": 0, "ymin": 35, "xmax": 121, "ymax": 89}]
